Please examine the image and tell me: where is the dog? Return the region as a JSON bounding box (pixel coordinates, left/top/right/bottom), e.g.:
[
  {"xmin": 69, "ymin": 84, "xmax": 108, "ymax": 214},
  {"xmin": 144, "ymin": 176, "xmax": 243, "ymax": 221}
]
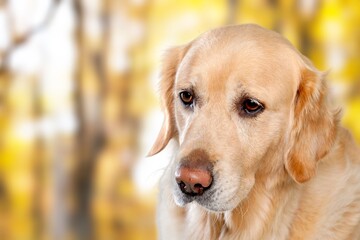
[{"xmin": 148, "ymin": 24, "xmax": 360, "ymax": 239}]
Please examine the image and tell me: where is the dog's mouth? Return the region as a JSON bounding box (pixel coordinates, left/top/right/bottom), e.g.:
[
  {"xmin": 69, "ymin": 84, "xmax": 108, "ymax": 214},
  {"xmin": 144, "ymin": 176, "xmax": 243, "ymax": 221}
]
[
  {"xmin": 172, "ymin": 168, "xmax": 257, "ymax": 212},
  {"xmin": 171, "ymin": 155, "xmax": 255, "ymax": 212},
  {"xmin": 172, "ymin": 177, "xmax": 244, "ymax": 212},
  {"xmin": 173, "ymin": 182, "xmax": 220, "ymax": 210}
]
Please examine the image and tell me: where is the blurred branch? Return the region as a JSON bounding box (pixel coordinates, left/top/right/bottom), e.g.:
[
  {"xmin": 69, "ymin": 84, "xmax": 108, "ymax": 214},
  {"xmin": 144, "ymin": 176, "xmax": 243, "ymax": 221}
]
[
  {"xmin": 349, "ymin": 80, "xmax": 360, "ymax": 99},
  {"xmin": 227, "ymin": 0, "xmax": 239, "ymax": 24},
  {"xmin": 72, "ymin": 0, "xmax": 108, "ymax": 238},
  {"xmin": 0, "ymin": 0, "xmax": 62, "ymax": 74}
]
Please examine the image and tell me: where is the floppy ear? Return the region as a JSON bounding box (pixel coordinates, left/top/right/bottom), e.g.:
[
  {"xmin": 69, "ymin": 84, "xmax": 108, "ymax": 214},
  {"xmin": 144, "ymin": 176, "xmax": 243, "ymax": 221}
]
[
  {"xmin": 147, "ymin": 45, "xmax": 189, "ymax": 157},
  {"xmin": 285, "ymin": 58, "xmax": 338, "ymax": 183}
]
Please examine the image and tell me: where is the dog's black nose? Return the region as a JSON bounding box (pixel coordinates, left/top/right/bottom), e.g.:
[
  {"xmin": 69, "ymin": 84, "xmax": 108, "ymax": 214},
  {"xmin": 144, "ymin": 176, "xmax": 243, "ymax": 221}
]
[{"xmin": 175, "ymin": 149, "xmax": 213, "ymax": 196}]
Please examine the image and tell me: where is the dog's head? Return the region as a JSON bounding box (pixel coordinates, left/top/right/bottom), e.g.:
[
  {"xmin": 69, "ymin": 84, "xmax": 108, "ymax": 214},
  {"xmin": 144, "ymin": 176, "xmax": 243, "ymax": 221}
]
[{"xmin": 148, "ymin": 24, "xmax": 337, "ymax": 212}]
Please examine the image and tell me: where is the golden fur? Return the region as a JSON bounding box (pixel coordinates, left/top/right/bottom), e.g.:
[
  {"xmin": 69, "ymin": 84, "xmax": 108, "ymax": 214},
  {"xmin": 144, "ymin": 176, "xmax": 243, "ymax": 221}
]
[{"xmin": 148, "ymin": 24, "xmax": 360, "ymax": 240}]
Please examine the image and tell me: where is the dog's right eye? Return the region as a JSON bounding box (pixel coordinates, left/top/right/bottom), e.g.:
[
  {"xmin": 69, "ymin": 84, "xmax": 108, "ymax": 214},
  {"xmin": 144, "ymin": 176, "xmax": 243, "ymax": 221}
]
[
  {"xmin": 179, "ymin": 91, "xmax": 194, "ymax": 107},
  {"xmin": 241, "ymin": 98, "xmax": 264, "ymax": 116}
]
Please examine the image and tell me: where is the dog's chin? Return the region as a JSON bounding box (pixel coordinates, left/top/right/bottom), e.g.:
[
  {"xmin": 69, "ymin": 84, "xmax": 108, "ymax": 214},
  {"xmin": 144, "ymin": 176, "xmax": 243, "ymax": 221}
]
[{"xmin": 173, "ymin": 187, "xmax": 246, "ymax": 212}]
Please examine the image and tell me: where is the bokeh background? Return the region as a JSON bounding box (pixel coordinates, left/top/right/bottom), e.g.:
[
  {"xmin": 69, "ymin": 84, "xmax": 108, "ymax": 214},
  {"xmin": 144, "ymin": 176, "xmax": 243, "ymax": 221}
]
[{"xmin": 0, "ymin": 0, "xmax": 359, "ymax": 239}]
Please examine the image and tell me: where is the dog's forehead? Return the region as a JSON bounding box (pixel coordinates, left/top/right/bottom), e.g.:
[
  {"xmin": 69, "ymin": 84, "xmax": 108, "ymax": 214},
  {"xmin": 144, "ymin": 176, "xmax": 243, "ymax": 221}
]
[{"xmin": 176, "ymin": 25, "xmax": 300, "ymax": 100}]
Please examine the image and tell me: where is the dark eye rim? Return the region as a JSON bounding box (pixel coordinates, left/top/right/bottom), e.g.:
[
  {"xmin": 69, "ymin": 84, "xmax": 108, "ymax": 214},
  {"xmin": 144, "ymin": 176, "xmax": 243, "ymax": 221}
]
[
  {"xmin": 240, "ymin": 98, "xmax": 265, "ymax": 116},
  {"xmin": 179, "ymin": 90, "xmax": 194, "ymax": 107}
]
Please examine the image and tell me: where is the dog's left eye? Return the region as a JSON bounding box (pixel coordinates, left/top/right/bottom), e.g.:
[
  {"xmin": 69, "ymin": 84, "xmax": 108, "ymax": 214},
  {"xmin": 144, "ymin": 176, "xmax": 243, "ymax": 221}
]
[
  {"xmin": 242, "ymin": 98, "xmax": 264, "ymax": 115},
  {"xmin": 179, "ymin": 91, "xmax": 194, "ymax": 106}
]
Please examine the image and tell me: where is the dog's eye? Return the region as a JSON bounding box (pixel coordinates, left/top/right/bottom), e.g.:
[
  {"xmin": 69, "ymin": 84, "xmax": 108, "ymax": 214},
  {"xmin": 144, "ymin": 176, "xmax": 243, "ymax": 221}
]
[
  {"xmin": 242, "ymin": 98, "xmax": 264, "ymax": 115},
  {"xmin": 179, "ymin": 91, "xmax": 194, "ymax": 106}
]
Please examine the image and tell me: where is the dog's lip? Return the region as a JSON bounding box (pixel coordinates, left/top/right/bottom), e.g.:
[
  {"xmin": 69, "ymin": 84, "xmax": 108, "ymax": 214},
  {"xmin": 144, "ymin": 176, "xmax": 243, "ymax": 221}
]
[
  {"xmin": 173, "ymin": 180, "xmax": 218, "ymax": 205},
  {"xmin": 173, "ymin": 175, "xmax": 245, "ymax": 212},
  {"xmin": 172, "ymin": 171, "xmax": 240, "ymax": 211},
  {"xmin": 174, "ymin": 189, "xmax": 236, "ymax": 212}
]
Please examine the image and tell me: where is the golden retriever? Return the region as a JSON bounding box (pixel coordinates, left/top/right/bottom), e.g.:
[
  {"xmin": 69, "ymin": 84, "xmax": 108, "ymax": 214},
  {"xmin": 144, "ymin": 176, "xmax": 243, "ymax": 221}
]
[{"xmin": 148, "ymin": 24, "xmax": 360, "ymax": 239}]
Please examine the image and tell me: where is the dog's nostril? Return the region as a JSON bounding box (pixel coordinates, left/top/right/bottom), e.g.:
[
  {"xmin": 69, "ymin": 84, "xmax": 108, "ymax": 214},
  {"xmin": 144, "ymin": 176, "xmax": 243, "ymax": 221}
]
[
  {"xmin": 178, "ymin": 181, "xmax": 187, "ymax": 192},
  {"xmin": 193, "ymin": 183, "xmax": 205, "ymax": 195},
  {"xmin": 177, "ymin": 181, "xmax": 209, "ymax": 196},
  {"xmin": 178, "ymin": 181, "xmax": 192, "ymax": 195}
]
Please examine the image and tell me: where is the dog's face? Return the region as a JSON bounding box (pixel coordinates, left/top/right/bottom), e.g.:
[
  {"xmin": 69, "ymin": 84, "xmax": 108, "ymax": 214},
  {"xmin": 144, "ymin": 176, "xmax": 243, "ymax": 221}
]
[{"xmin": 149, "ymin": 25, "xmax": 336, "ymax": 212}]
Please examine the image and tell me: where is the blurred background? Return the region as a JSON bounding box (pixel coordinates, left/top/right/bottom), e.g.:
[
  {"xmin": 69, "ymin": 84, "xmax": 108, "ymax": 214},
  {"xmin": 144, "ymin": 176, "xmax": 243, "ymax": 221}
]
[{"xmin": 0, "ymin": 0, "xmax": 359, "ymax": 239}]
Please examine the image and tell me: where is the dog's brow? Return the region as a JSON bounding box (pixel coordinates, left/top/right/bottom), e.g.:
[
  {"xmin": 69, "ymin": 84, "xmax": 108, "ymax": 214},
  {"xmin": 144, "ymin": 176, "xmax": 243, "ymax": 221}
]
[
  {"xmin": 175, "ymin": 81, "xmax": 194, "ymax": 90},
  {"xmin": 175, "ymin": 84, "xmax": 194, "ymax": 93},
  {"xmin": 232, "ymin": 87, "xmax": 248, "ymax": 101}
]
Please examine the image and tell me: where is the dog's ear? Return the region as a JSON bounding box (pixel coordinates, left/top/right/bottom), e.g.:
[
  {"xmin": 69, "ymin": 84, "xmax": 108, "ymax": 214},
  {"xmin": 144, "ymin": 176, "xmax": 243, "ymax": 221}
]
[
  {"xmin": 285, "ymin": 57, "xmax": 338, "ymax": 183},
  {"xmin": 147, "ymin": 45, "xmax": 189, "ymax": 157}
]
